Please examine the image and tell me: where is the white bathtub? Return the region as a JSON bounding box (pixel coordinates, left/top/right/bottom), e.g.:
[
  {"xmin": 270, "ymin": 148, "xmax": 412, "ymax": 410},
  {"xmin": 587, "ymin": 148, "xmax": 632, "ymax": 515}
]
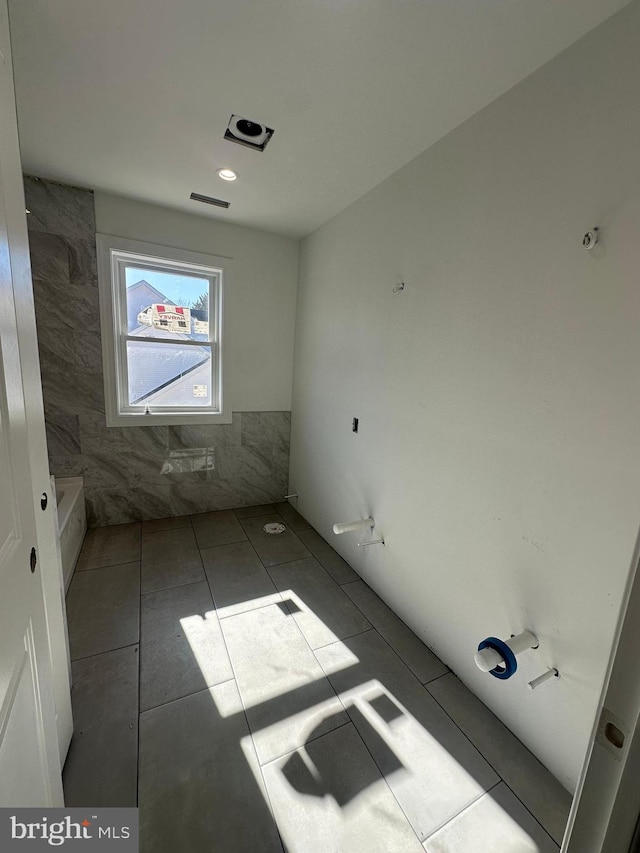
[{"xmin": 55, "ymin": 477, "xmax": 87, "ymax": 593}]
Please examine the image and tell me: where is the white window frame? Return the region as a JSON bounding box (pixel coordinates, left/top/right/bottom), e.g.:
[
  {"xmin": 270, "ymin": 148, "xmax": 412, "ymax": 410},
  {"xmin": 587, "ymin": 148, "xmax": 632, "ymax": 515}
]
[{"xmin": 97, "ymin": 234, "xmax": 231, "ymax": 426}]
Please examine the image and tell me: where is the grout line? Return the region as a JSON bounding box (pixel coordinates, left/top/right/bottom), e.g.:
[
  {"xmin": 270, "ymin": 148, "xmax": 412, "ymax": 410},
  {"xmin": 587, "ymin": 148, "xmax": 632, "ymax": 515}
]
[
  {"xmin": 258, "ymin": 545, "xmax": 378, "ymax": 645},
  {"xmin": 232, "ymin": 504, "xmax": 278, "ymax": 521},
  {"xmin": 295, "ymin": 594, "xmax": 491, "ymax": 844},
  {"xmin": 422, "ymin": 775, "xmax": 561, "ymax": 850},
  {"xmin": 341, "ymin": 588, "xmax": 446, "ymax": 686},
  {"xmin": 216, "ymin": 598, "xmax": 284, "ymax": 620},
  {"xmin": 209, "ymin": 527, "xmax": 351, "ymax": 786},
  {"xmin": 423, "ymin": 781, "xmax": 504, "ymax": 842},
  {"xmin": 140, "ymin": 576, "xmax": 208, "ymax": 598},
  {"xmin": 497, "ymin": 784, "xmax": 562, "ymax": 849},
  {"xmin": 308, "ymin": 628, "xmax": 424, "ymax": 846},
  {"xmin": 295, "ymin": 528, "xmax": 361, "ymax": 580},
  {"xmin": 345, "ymin": 710, "xmax": 424, "ymax": 846},
  {"xmin": 70, "ymin": 640, "xmax": 139, "ymax": 665},
  {"xmin": 422, "ymin": 669, "xmax": 451, "ymax": 686},
  {"xmin": 210, "ymin": 594, "xmax": 285, "ymax": 846},
  {"xmin": 75, "ymin": 556, "xmax": 140, "ymax": 574},
  {"xmin": 424, "ymin": 680, "xmax": 564, "ymax": 846},
  {"xmin": 140, "ymin": 525, "xmax": 193, "ymax": 538},
  {"xmin": 341, "ymin": 579, "xmax": 448, "ymax": 683},
  {"xmin": 308, "ymin": 627, "xmax": 376, "ymax": 653},
  {"xmin": 229, "ymin": 528, "xmax": 312, "ymax": 575},
  {"xmin": 422, "ymin": 664, "xmax": 458, "ymax": 688},
  {"xmin": 253, "ymin": 564, "xmax": 370, "ymax": 760},
  {"xmin": 258, "ymin": 719, "xmax": 353, "ymax": 769},
  {"xmin": 198, "ymin": 535, "xmax": 280, "ymax": 618},
  {"xmin": 236, "ymin": 510, "xmax": 286, "ymax": 525},
  {"xmin": 196, "ymin": 535, "xmax": 249, "ymax": 552},
  {"xmin": 138, "ymin": 678, "xmax": 237, "ymax": 716},
  {"xmin": 254, "ymin": 553, "xmax": 314, "ymax": 569}
]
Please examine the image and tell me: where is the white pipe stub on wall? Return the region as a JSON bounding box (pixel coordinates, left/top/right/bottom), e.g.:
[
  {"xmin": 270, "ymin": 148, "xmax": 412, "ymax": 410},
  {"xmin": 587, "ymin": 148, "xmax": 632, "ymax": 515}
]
[
  {"xmin": 475, "ymin": 630, "xmax": 539, "ymax": 680},
  {"xmin": 333, "ymin": 517, "xmax": 375, "ymax": 535},
  {"xmin": 528, "ymin": 668, "xmax": 559, "ymax": 690},
  {"xmin": 334, "ymin": 516, "xmax": 384, "ymax": 546}
]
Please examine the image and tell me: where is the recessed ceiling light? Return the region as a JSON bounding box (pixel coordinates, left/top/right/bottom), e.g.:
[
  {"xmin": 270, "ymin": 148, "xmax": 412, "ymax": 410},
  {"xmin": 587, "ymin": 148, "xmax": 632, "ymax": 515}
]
[{"xmin": 217, "ymin": 168, "xmax": 237, "ymax": 182}]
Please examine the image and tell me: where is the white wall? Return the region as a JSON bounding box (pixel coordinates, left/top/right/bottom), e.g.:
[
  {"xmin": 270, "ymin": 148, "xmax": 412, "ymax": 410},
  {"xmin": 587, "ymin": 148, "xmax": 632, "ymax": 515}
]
[
  {"xmin": 290, "ymin": 1, "xmax": 640, "ymax": 792},
  {"xmin": 95, "ymin": 192, "xmax": 299, "ymax": 411}
]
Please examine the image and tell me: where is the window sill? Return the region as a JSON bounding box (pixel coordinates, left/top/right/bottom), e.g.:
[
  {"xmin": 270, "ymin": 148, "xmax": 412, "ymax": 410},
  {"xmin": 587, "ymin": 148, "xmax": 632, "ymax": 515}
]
[{"xmin": 105, "ymin": 410, "xmax": 233, "ymax": 427}]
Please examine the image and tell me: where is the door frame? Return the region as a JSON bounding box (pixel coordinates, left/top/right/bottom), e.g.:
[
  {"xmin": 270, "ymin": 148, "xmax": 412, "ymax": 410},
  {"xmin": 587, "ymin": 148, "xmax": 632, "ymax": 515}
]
[
  {"xmin": 2, "ymin": 0, "xmax": 72, "ymax": 768},
  {"xmin": 564, "ymin": 524, "xmax": 640, "ymax": 851}
]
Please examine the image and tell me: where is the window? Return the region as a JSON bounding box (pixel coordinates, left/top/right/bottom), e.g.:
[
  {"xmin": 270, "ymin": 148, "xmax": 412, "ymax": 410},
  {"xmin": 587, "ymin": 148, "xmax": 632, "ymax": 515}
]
[{"xmin": 97, "ymin": 235, "xmax": 230, "ymax": 425}]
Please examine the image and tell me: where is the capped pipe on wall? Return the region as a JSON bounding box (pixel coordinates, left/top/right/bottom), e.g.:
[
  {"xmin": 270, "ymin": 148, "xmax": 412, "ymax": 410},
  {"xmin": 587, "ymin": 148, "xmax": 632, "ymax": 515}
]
[{"xmin": 475, "ymin": 630, "xmax": 539, "ymax": 680}]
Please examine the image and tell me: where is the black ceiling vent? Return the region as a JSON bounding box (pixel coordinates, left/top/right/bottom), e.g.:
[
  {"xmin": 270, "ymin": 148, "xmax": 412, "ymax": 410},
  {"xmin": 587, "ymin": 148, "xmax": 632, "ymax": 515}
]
[
  {"xmin": 189, "ymin": 192, "xmax": 230, "ymax": 209},
  {"xmin": 224, "ymin": 115, "xmax": 274, "ymax": 151}
]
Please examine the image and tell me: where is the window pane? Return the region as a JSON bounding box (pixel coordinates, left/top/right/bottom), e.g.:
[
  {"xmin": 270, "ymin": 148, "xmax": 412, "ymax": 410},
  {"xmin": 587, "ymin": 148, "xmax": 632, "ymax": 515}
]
[
  {"xmin": 125, "ymin": 266, "xmax": 211, "ymax": 341},
  {"xmin": 126, "ymin": 340, "xmax": 213, "ymax": 407}
]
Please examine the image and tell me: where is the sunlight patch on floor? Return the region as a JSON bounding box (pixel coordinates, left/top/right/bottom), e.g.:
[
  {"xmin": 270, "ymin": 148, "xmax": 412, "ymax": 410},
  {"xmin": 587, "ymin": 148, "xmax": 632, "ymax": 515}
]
[{"xmin": 180, "ymin": 595, "xmax": 545, "ymax": 851}]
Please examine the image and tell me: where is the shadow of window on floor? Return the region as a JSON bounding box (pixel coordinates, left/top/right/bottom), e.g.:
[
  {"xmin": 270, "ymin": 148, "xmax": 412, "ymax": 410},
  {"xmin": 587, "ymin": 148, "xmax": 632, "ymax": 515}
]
[
  {"xmin": 167, "ymin": 585, "xmax": 562, "ymax": 851},
  {"xmin": 277, "ymin": 597, "xmax": 303, "ymax": 615},
  {"xmin": 368, "ymin": 693, "xmax": 403, "ymax": 725},
  {"xmin": 280, "ymin": 704, "xmax": 404, "ymax": 807}
]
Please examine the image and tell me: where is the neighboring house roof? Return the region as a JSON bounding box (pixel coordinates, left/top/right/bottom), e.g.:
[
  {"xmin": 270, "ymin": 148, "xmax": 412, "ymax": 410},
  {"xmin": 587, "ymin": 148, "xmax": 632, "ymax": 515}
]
[
  {"xmin": 138, "ymin": 358, "xmax": 211, "ymax": 406},
  {"xmin": 126, "ymin": 279, "xmax": 174, "ymax": 331},
  {"xmin": 128, "ymin": 341, "xmax": 210, "ymax": 404}
]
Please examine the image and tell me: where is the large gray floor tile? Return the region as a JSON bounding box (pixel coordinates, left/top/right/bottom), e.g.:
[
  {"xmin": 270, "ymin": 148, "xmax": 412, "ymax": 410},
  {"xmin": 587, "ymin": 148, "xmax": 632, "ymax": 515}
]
[
  {"xmin": 343, "ymin": 581, "xmax": 448, "ymax": 683},
  {"xmin": 76, "ymin": 522, "xmax": 141, "ymax": 570},
  {"xmin": 141, "ymin": 515, "xmax": 192, "ymax": 534},
  {"xmin": 139, "ymin": 681, "xmax": 282, "ymax": 853},
  {"xmin": 239, "ymin": 514, "xmax": 311, "ymax": 566},
  {"xmin": 267, "ymin": 557, "xmax": 371, "ymax": 649},
  {"xmin": 141, "ymin": 526, "xmax": 205, "ymax": 593},
  {"xmin": 424, "ymin": 782, "xmax": 559, "ymax": 852},
  {"xmin": 190, "ymin": 509, "xmax": 247, "ymax": 549},
  {"xmin": 262, "ymin": 722, "xmax": 423, "ymax": 853},
  {"xmin": 140, "ymin": 581, "xmax": 233, "ymax": 711},
  {"xmin": 63, "ymin": 645, "xmax": 138, "ymax": 806},
  {"xmin": 315, "ymin": 630, "xmax": 498, "ymax": 841},
  {"xmin": 201, "ymin": 540, "xmax": 282, "ymax": 618},
  {"xmin": 426, "ymin": 673, "xmax": 571, "ymax": 844},
  {"xmin": 221, "ymin": 603, "xmax": 348, "ymax": 764},
  {"xmin": 67, "ymin": 562, "xmax": 140, "ymax": 660},
  {"xmin": 273, "ymin": 501, "xmax": 311, "ymax": 530},
  {"xmin": 234, "ymin": 503, "xmax": 277, "ymax": 518},
  {"xmin": 295, "ymin": 528, "xmax": 358, "ymax": 584}
]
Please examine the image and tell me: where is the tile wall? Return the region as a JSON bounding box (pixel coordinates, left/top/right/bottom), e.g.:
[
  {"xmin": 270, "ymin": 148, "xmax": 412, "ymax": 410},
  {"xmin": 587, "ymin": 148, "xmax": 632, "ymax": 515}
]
[{"xmin": 25, "ymin": 176, "xmax": 290, "ymax": 526}]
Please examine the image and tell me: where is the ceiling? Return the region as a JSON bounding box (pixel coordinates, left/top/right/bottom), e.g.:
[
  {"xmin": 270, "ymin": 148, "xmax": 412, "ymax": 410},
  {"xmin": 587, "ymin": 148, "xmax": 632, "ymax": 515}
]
[{"xmin": 8, "ymin": 0, "xmax": 630, "ymax": 238}]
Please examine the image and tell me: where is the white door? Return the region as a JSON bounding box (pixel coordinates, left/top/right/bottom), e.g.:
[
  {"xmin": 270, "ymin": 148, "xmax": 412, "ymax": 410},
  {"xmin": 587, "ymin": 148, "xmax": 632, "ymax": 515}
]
[{"xmin": 0, "ymin": 2, "xmax": 63, "ymax": 806}]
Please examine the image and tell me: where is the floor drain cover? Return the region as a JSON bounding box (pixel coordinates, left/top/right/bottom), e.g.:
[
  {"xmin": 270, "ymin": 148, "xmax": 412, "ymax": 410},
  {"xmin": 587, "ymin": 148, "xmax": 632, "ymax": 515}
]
[{"xmin": 263, "ymin": 522, "xmax": 286, "ymax": 535}]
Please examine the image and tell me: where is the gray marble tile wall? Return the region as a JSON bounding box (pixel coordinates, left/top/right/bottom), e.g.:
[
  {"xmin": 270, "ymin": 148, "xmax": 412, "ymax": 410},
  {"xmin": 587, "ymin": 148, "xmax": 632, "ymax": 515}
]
[{"xmin": 25, "ymin": 176, "xmax": 290, "ymax": 527}]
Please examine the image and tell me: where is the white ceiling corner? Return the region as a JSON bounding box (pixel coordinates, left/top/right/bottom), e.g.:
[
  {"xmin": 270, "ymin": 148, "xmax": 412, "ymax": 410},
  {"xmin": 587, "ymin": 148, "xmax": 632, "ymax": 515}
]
[{"xmin": 8, "ymin": 0, "xmax": 632, "ymax": 238}]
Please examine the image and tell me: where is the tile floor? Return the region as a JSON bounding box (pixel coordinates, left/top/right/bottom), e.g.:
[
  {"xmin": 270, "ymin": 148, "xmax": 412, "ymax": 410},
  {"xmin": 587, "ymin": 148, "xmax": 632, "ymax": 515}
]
[{"xmin": 63, "ymin": 502, "xmax": 572, "ymax": 852}]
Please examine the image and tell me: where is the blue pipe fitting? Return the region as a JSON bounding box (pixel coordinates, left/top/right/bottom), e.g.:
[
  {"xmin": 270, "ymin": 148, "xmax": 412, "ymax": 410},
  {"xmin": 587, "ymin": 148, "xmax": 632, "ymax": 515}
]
[{"xmin": 477, "ymin": 637, "xmax": 518, "ymax": 680}]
